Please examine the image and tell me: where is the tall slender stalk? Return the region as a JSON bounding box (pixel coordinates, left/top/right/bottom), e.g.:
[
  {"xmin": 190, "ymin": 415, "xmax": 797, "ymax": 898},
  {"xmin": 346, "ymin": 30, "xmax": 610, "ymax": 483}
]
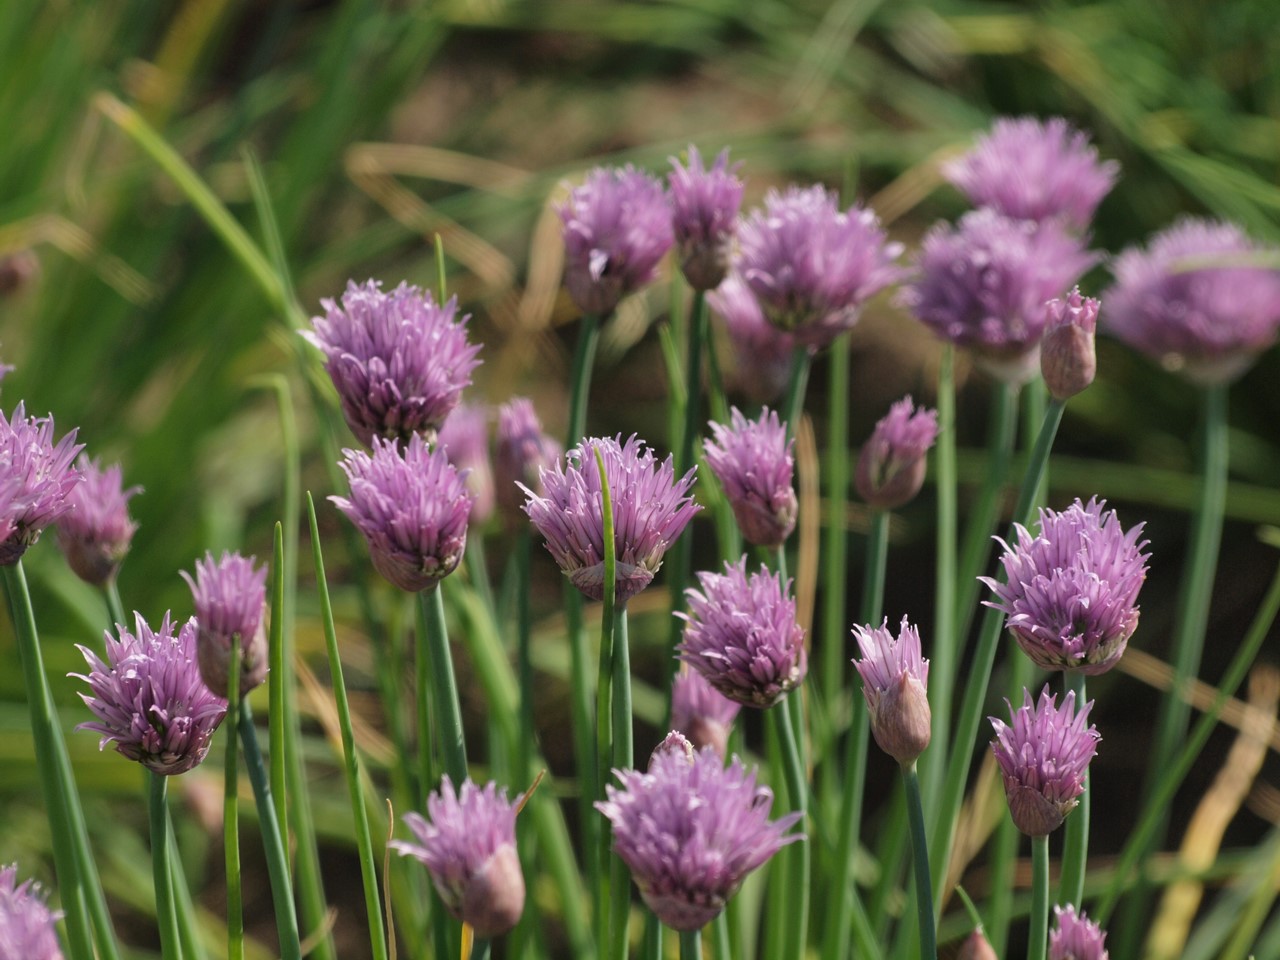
[
  {"xmin": 308, "ymin": 493, "xmax": 390, "ymax": 960},
  {"xmin": 1029, "ymin": 836, "xmax": 1050, "ymax": 960},
  {"xmin": 268, "ymin": 523, "xmax": 288, "ymax": 841},
  {"xmin": 902, "ymin": 761, "xmax": 937, "ymax": 960},
  {"xmin": 149, "ymin": 774, "xmax": 182, "ymax": 960},
  {"xmin": 224, "ymin": 641, "xmax": 244, "ymax": 960},
  {"xmin": 782, "ymin": 346, "xmax": 812, "ymax": 441},
  {"xmin": 237, "ymin": 699, "xmax": 303, "ymax": 960},
  {"xmin": 711, "ymin": 912, "xmax": 732, "ymax": 960},
  {"xmin": 985, "ymin": 650, "xmax": 1033, "ymax": 956},
  {"xmin": 609, "ymin": 608, "xmax": 634, "ymax": 960},
  {"xmin": 418, "ymin": 586, "xmax": 468, "ymax": 784},
  {"xmin": 773, "ymin": 698, "xmax": 810, "ymax": 957},
  {"xmin": 820, "ymin": 332, "xmax": 851, "ymax": 708},
  {"xmin": 3, "ymin": 562, "xmax": 96, "ymax": 960},
  {"xmin": 103, "ymin": 578, "xmax": 126, "ymax": 631},
  {"xmin": 680, "ymin": 927, "xmax": 702, "ymax": 960},
  {"xmin": 821, "ymin": 508, "xmax": 888, "ymax": 960},
  {"xmin": 930, "ymin": 398, "xmax": 1065, "ymax": 906},
  {"xmin": 1057, "ymin": 671, "xmax": 1089, "ymax": 908}
]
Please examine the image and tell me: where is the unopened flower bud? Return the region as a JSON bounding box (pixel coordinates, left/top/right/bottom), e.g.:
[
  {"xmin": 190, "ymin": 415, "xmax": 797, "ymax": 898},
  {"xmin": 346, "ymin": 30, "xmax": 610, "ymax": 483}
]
[
  {"xmin": 182, "ymin": 551, "xmax": 269, "ymax": 698},
  {"xmin": 957, "ymin": 928, "xmax": 999, "ymax": 960},
  {"xmin": 852, "ymin": 617, "xmax": 931, "ymax": 765},
  {"xmin": 650, "ymin": 731, "xmax": 696, "ymax": 768},
  {"xmin": 1041, "ymin": 288, "xmax": 1098, "ymax": 401},
  {"xmin": 855, "ymin": 397, "xmax": 939, "ymax": 511}
]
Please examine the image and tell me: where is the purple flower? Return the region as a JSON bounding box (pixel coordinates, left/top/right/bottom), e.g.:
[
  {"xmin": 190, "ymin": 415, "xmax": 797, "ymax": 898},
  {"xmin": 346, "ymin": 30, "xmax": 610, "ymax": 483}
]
[
  {"xmin": 559, "ymin": 166, "xmax": 674, "ymax": 316},
  {"xmin": 521, "ymin": 435, "xmax": 699, "ymax": 604},
  {"xmin": 677, "ymin": 557, "xmax": 806, "ymax": 708},
  {"xmin": 303, "ymin": 279, "xmax": 482, "ymax": 446},
  {"xmin": 668, "ymin": 146, "xmax": 744, "ymax": 291},
  {"xmin": 854, "ymin": 397, "xmax": 938, "ymax": 510},
  {"xmin": 0, "ymin": 403, "xmax": 83, "ymax": 566},
  {"xmin": 392, "ymin": 777, "xmax": 524, "ymax": 938},
  {"xmin": 1102, "ymin": 218, "xmax": 1280, "ymax": 384},
  {"xmin": 671, "ymin": 668, "xmax": 741, "ymax": 760},
  {"xmin": 943, "ymin": 117, "xmax": 1118, "ymax": 230},
  {"xmin": 852, "ymin": 616, "xmax": 931, "ymax": 765},
  {"xmin": 1041, "ymin": 289, "xmax": 1099, "ymax": 401},
  {"xmin": 738, "ymin": 185, "xmax": 904, "ymax": 350},
  {"xmin": 438, "ymin": 402, "xmax": 495, "ymax": 526},
  {"xmin": 332, "ymin": 434, "xmax": 474, "ymax": 593},
  {"xmin": 1050, "ymin": 904, "xmax": 1109, "ymax": 960},
  {"xmin": 55, "ymin": 455, "xmax": 141, "ymax": 586},
  {"xmin": 703, "ymin": 407, "xmax": 796, "ymax": 547},
  {"xmin": 73, "ymin": 612, "xmax": 227, "ymax": 776},
  {"xmin": 708, "ymin": 273, "xmax": 796, "ymax": 403},
  {"xmin": 990, "ymin": 686, "xmax": 1099, "ymax": 836},
  {"xmin": 0, "ymin": 864, "xmax": 63, "ymax": 960},
  {"xmin": 181, "ymin": 551, "xmax": 269, "ymax": 698},
  {"xmin": 983, "ymin": 497, "xmax": 1149, "ymax": 675},
  {"xmin": 596, "ymin": 748, "xmax": 802, "ymax": 931},
  {"xmin": 494, "ymin": 398, "xmax": 562, "ymax": 527},
  {"xmin": 900, "ymin": 209, "xmax": 1099, "ymax": 382},
  {"xmin": 650, "ymin": 730, "xmax": 697, "ymax": 768}
]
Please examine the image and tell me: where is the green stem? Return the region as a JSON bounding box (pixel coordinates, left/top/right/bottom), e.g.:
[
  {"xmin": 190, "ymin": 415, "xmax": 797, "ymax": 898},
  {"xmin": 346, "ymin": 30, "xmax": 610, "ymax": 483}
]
[
  {"xmin": 773, "ymin": 699, "xmax": 810, "ymax": 957},
  {"xmin": 466, "ymin": 535, "xmax": 496, "ymax": 622},
  {"xmin": 1058, "ymin": 672, "xmax": 1089, "ymax": 908},
  {"xmin": 1094, "ymin": 544, "xmax": 1280, "ymax": 925},
  {"xmin": 568, "ymin": 314, "xmax": 602, "ymax": 445},
  {"xmin": 237, "ymin": 699, "xmax": 303, "ymax": 960},
  {"xmin": 953, "ymin": 381, "xmax": 1018, "ymax": 647},
  {"xmin": 149, "ymin": 774, "xmax": 182, "ymax": 960},
  {"xmin": 919, "ymin": 346, "xmax": 956, "ymax": 821},
  {"xmin": 711, "ymin": 912, "xmax": 732, "ymax": 960},
  {"xmin": 224, "ymin": 641, "xmax": 244, "ymax": 960},
  {"xmin": 642, "ymin": 911, "xmax": 662, "ymax": 960},
  {"xmin": 103, "ymin": 578, "xmax": 126, "ymax": 631},
  {"xmin": 471, "ymin": 938, "xmax": 492, "ymax": 960},
  {"xmin": 782, "ymin": 346, "xmax": 812, "ymax": 441},
  {"xmin": 821, "ymin": 509, "xmax": 888, "ymax": 960},
  {"xmin": 168, "ymin": 816, "xmax": 203, "ymax": 960},
  {"xmin": 309, "ymin": 493, "xmax": 389, "ymax": 960},
  {"xmin": 680, "ymin": 927, "xmax": 702, "ymax": 960},
  {"xmin": 267, "ymin": 523, "xmax": 288, "ymax": 845},
  {"xmin": 416, "ymin": 594, "xmax": 435, "ymax": 799},
  {"xmin": 820, "ymin": 332, "xmax": 852, "ymax": 710},
  {"xmin": 704, "ymin": 313, "xmax": 730, "ymax": 426},
  {"xmin": 985, "ymin": 651, "xmax": 1033, "ymax": 956},
  {"xmin": 609, "ymin": 608, "xmax": 634, "ymax": 960},
  {"xmin": 930, "ymin": 398, "xmax": 1065, "ymax": 907},
  {"xmin": 1029, "ymin": 835, "xmax": 1050, "ymax": 960},
  {"xmin": 419, "ymin": 586, "xmax": 468, "ymax": 784},
  {"xmin": 516, "ymin": 530, "xmax": 535, "ymax": 790},
  {"xmin": 902, "ymin": 762, "xmax": 938, "ymax": 960},
  {"xmin": 3, "ymin": 562, "xmax": 96, "ymax": 960}
]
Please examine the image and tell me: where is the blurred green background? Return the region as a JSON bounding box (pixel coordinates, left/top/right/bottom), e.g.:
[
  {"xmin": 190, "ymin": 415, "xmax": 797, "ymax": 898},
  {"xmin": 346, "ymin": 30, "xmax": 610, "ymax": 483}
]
[{"xmin": 3, "ymin": 0, "xmax": 1280, "ymax": 956}]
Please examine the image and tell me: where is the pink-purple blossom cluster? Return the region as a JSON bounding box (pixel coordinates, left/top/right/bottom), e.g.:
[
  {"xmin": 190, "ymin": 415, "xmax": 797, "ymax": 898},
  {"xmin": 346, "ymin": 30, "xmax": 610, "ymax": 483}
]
[
  {"xmin": 494, "ymin": 398, "xmax": 561, "ymax": 525},
  {"xmin": 0, "ymin": 864, "xmax": 63, "ymax": 960},
  {"xmin": 0, "ymin": 404, "xmax": 83, "ymax": 566},
  {"xmin": 596, "ymin": 748, "xmax": 802, "ymax": 931},
  {"xmin": 703, "ymin": 407, "xmax": 796, "ymax": 547},
  {"xmin": 854, "ymin": 396, "xmax": 939, "ymax": 511},
  {"xmin": 521, "ymin": 435, "xmax": 698, "ymax": 604},
  {"xmin": 1050, "ymin": 904, "xmax": 1110, "ymax": 960},
  {"xmin": 56, "ymin": 455, "xmax": 140, "ymax": 586},
  {"xmin": 852, "ymin": 616, "xmax": 931, "ymax": 765},
  {"xmin": 671, "ymin": 668, "xmax": 741, "ymax": 759},
  {"xmin": 182, "ymin": 551, "xmax": 269, "ymax": 698},
  {"xmin": 438, "ymin": 402, "xmax": 495, "ymax": 526},
  {"xmin": 668, "ymin": 146, "xmax": 744, "ymax": 291}
]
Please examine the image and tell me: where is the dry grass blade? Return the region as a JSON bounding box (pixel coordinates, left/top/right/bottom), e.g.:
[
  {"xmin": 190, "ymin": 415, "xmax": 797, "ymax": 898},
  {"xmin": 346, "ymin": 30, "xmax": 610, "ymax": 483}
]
[
  {"xmin": 946, "ymin": 750, "xmax": 1006, "ymax": 904},
  {"xmin": 1147, "ymin": 665, "xmax": 1280, "ymax": 960},
  {"xmin": 796, "ymin": 414, "xmax": 820, "ymax": 637},
  {"xmin": 296, "ymin": 653, "xmax": 397, "ymax": 769}
]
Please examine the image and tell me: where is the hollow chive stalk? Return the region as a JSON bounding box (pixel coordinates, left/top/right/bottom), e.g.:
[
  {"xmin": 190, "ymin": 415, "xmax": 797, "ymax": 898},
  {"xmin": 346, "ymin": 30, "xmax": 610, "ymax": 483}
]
[
  {"xmin": 309, "ymin": 493, "xmax": 390, "ymax": 960},
  {"xmin": 224, "ymin": 641, "xmax": 244, "ymax": 960},
  {"xmin": 930, "ymin": 397, "xmax": 1066, "ymax": 907},
  {"xmin": 918, "ymin": 345, "xmax": 957, "ymax": 821},
  {"xmin": 567, "ymin": 314, "xmax": 604, "ymax": 948},
  {"xmin": 782, "ymin": 345, "xmax": 812, "ymax": 442},
  {"xmin": 418, "ymin": 585, "xmax": 467, "ymax": 784},
  {"xmin": 149, "ymin": 773, "xmax": 183, "ymax": 960},
  {"xmin": 608, "ymin": 606, "xmax": 634, "ymax": 960},
  {"xmin": 237, "ymin": 698, "xmax": 303, "ymax": 960},
  {"xmin": 902, "ymin": 760, "xmax": 938, "ymax": 960},
  {"xmin": 1115, "ymin": 382, "xmax": 1229, "ymax": 954},
  {"xmin": 3, "ymin": 562, "xmax": 96, "ymax": 960},
  {"xmin": 773, "ymin": 696, "xmax": 810, "ymax": 958},
  {"xmin": 711, "ymin": 913, "xmax": 731, "ymax": 960},
  {"xmin": 1029, "ymin": 836, "xmax": 1050, "ymax": 960},
  {"xmin": 680, "ymin": 928, "xmax": 702, "ymax": 960},
  {"xmin": 985, "ymin": 650, "xmax": 1033, "ymax": 956},
  {"xmin": 1057, "ymin": 671, "xmax": 1089, "ymax": 908},
  {"xmin": 821, "ymin": 508, "xmax": 888, "ymax": 960}
]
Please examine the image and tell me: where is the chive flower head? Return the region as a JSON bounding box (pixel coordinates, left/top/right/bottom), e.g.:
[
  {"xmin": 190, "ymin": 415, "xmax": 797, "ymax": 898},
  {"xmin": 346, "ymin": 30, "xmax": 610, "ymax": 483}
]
[
  {"xmin": 74, "ymin": 612, "xmax": 226, "ymax": 776},
  {"xmin": 703, "ymin": 407, "xmax": 796, "ymax": 547},
  {"xmin": 181, "ymin": 551, "xmax": 269, "ymax": 698},
  {"xmin": 984, "ymin": 497, "xmax": 1149, "ymax": 675},
  {"xmin": 303, "ymin": 279, "xmax": 481, "ymax": 446},
  {"xmin": 1102, "ymin": 218, "xmax": 1280, "ymax": 384},
  {"xmin": 668, "ymin": 146, "xmax": 744, "ymax": 291},
  {"xmin": 559, "ymin": 166, "xmax": 674, "ymax": 316},
  {"xmin": 0, "ymin": 864, "xmax": 63, "ymax": 960},
  {"xmin": 678, "ymin": 557, "xmax": 806, "ymax": 708},
  {"xmin": 1050, "ymin": 905, "xmax": 1110, "ymax": 960},
  {"xmin": 671, "ymin": 667, "xmax": 741, "ymax": 759},
  {"xmin": 852, "ymin": 616, "xmax": 931, "ymax": 765},
  {"xmin": 943, "ymin": 116, "xmax": 1117, "ymax": 230},
  {"xmin": 708, "ymin": 273, "xmax": 796, "ymax": 403},
  {"xmin": 854, "ymin": 396, "xmax": 939, "ymax": 510},
  {"xmin": 56, "ymin": 455, "xmax": 140, "ymax": 586},
  {"xmin": 393, "ymin": 777, "xmax": 524, "ymax": 938},
  {"xmin": 1041, "ymin": 288, "xmax": 1100, "ymax": 401},
  {"xmin": 990, "ymin": 686, "xmax": 1099, "ymax": 836},
  {"xmin": 738, "ymin": 185, "xmax": 904, "ymax": 350},
  {"xmin": 521, "ymin": 435, "xmax": 699, "ymax": 604},
  {"xmin": 0, "ymin": 403, "xmax": 83, "ymax": 566},
  {"xmin": 333, "ymin": 433, "xmax": 474, "ymax": 592},
  {"xmin": 438, "ymin": 402, "xmax": 495, "ymax": 526},
  {"xmin": 596, "ymin": 748, "xmax": 803, "ymax": 931},
  {"xmin": 494, "ymin": 398, "xmax": 562, "ymax": 526}
]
